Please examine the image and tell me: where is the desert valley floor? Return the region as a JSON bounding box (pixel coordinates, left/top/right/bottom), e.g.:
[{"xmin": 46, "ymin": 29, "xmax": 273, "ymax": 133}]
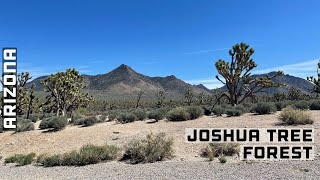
[{"xmin": 0, "ymin": 111, "xmax": 320, "ymax": 179}]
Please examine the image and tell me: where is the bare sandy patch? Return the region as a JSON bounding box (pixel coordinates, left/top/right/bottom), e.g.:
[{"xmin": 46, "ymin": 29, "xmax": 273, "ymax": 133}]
[{"xmin": 1, "ymin": 111, "xmax": 319, "ymax": 161}]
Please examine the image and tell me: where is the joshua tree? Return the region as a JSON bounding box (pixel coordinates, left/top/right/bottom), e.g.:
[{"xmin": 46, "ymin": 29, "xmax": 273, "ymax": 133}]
[
  {"xmin": 215, "ymin": 42, "xmax": 284, "ymax": 106},
  {"xmin": 136, "ymin": 90, "xmax": 145, "ymax": 108},
  {"xmin": 41, "ymin": 68, "xmax": 94, "ymax": 116},
  {"xmin": 184, "ymin": 89, "xmax": 194, "ymax": 105},
  {"xmin": 156, "ymin": 91, "xmax": 165, "ymax": 108},
  {"xmin": 197, "ymin": 92, "xmax": 205, "ymax": 105},
  {"xmin": 307, "ymin": 60, "xmax": 320, "ymax": 96},
  {"xmin": 15, "ymin": 72, "xmax": 38, "ymax": 116},
  {"xmin": 273, "ymin": 92, "xmax": 287, "ymax": 102}
]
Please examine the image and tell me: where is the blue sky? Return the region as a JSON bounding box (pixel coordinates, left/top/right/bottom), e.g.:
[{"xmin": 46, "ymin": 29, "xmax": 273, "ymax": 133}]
[{"xmin": 1, "ymin": 0, "xmax": 319, "ymax": 88}]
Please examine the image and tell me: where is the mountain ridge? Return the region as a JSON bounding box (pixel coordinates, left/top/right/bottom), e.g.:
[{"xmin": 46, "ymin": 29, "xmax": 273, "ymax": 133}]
[{"xmin": 29, "ymin": 64, "xmax": 314, "ymax": 99}]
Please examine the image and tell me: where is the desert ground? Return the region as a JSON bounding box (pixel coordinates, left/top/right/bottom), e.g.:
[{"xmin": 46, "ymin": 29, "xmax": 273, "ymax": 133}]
[{"xmin": 0, "ymin": 111, "xmax": 319, "ymax": 179}]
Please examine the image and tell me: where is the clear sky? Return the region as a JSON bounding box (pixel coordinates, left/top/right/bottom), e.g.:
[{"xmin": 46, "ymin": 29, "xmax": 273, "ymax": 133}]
[{"xmin": 1, "ymin": 0, "xmax": 319, "ymax": 88}]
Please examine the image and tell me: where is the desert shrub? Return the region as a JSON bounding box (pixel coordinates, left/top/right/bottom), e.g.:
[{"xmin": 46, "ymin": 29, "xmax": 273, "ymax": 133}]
[
  {"xmin": 201, "ymin": 143, "xmax": 240, "ymax": 161},
  {"xmin": 5, "ymin": 153, "xmax": 36, "ymax": 166},
  {"xmin": 202, "ymin": 105, "xmax": 213, "ymax": 116},
  {"xmin": 39, "ymin": 116, "xmax": 68, "ymax": 131},
  {"xmin": 37, "ymin": 154, "xmax": 62, "ymax": 167},
  {"xmin": 274, "ymin": 101, "xmax": 292, "ymax": 111},
  {"xmin": 132, "ymin": 109, "xmax": 147, "ymax": 120},
  {"xmin": 74, "ymin": 118, "xmax": 85, "ymax": 125},
  {"xmin": 16, "ymin": 119, "xmax": 34, "ymax": 132},
  {"xmin": 275, "ymin": 101, "xmax": 285, "ymax": 111},
  {"xmin": 185, "ymin": 106, "xmax": 204, "ymax": 120},
  {"xmin": 212, "ymin": 106, "xmax": 225, "ymax": 116},
  {"xmin": 147, "ymin": 110, "xmax": 165, "ymax": 121},
  {"xmin": 218, "ymin": 154, "xmax": 227, "ymax": 164},
  {"xmin": 122, "ymin": 133, "xmax": 174, "ymax": 164},
  {"xmin": 75, "ymin": 144, "xmax": 121, "ymax": 166},
  {"xmin": 107, "ymin": 112, "xmax": 118, "ymax": 121},
  {"xmin": 252, "ymin": 102, "xmax": 277, "ymax": 115},
  {"xmin": 37, "ymin": 144, "xmax": 121, "ymax": 167},
  {"xmin": 83, "ymin": 116, "xmax": 99, "ymax": 126},
  {"xmin": 226, "ymin": 108, "xmax": 242, "ymax": 117},
  {"xmin": 292, "ymin": 101, "xmax": 309, "ymax": 110},
  {"xmin": 71, "ymin": 113, "xmax": 83, "ymax": 123},
  {"xmin": 166, "ymin": 107, "xmax": 190, "ymax": 121},
  {"xmin": 98, "ymin": 115, "xmax": 107, "ymax": 122},
  {"xmin": 309, "ymin": 100, "xmax": 320, "ymax": 110},
  {"xmin": 237, "ymin": 105, "xmax": 247, "ymax": 113},
  {"xmin": 279, "ymin": 108, "xmax": 313, "ymax": 125},
  {"xmin": 28, "ymin": 114, "xmax": 39, "ymax": 122},
  {"xmin": 117, "ymin": 113, "xmax": 137, "ymax": 124},
  {"xmin": 40, "ymin": 113, "xmax": 56, "ymax": 120}
]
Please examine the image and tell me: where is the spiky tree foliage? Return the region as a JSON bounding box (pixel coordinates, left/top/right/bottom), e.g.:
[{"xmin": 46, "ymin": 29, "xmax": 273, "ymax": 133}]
[
  {"xmin": 184, "ymin": 89, "xmax": 194, "ymax": 105},
  {"xmin": 273, "ymin": 92, "xmax": 287, "ymax": 102},
  {"xmin": 287, "ymin": 87, "xmax": 304, "ymax": 101},
  {"xmin": 307, "ymin": 60, "xmax": 320, "ymax": 96},
  {"xmin": 135, "ymin": 90, "xmax": 145, "ymax": 108},
  {"xmin": 156, "ymin": 91, "xmax": 165, "ymax": 108},
  {"xmin": 197, "ymin": 92, "xmax": 205, "ymax": 105},
  {"xmin": 16, "ymin": 72, "xmax": 38, "ymax": 116},
  {"xmin": 41, "ymin": 69, "xmax": 94, "ymax": 116},
  {"xmin": 215, "ymin": 42, "xmax": 284, "ymax": 106}
]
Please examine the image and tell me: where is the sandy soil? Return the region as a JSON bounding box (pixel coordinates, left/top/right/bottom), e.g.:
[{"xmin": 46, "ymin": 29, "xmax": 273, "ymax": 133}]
[{"xmin": 1, "ymin": 111, "xmax": 319, "ymax": 161}]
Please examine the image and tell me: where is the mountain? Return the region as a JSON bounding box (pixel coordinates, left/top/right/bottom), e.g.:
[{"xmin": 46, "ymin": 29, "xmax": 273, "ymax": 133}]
[
  {"xmin": 29, "ymin": 66, "xmax": 314, "ymax": 100},
  {"xmin": 219, "ymin": 71, "xmax": 314, "ymax": 94},
  {"xmin": 30, "ymin": 64, "xmax": 212, "ymax": 99}
]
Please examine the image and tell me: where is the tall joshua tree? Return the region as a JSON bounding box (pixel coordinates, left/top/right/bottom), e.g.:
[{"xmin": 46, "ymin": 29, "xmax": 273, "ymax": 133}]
[
  {"xmin": 307, "ymin": 60, "xmax": 320, "ymax": 96},
  {"xmin": 215, "ymin": 42, "xmax": 284, "ymax": 106},
  {"xmin": 156, "ymin": 91, "xmax": 165, "ymax": 108},
  {"xmin": 185, "ymin": 89, "xmax": 194, "ymax": 106},
  {"xmin": 41, "ymin": 68, "xmax": 94, "ymax": 116},
  {"xmin": 136, "ymin": 90, "xmax": 145, "ymax": 108}
]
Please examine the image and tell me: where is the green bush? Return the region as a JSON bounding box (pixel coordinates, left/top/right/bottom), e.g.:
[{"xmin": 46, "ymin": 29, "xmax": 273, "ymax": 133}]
[
  {"xmin": 16, "ymin": 119, "xmax": 35, "ymax": 132},
  {"xmin": 37, "ymin": 154, "xmax": 61, "ymax": 167},
  {"xmin": 5, "ymin": 153, "xmax": 36, "ymax": 166},
  {"xmin": 201, "ymin": 143, "xmax": 240, "ymax": 161},
  {"xmin": 212, "ymin": 106, "xmax": 225, "ymax": 116},
  {"xmin": 252, "ymin": 102, "xmax": 277, "ymax": 115},
  {"xmin": 279, "ymin": 108, "xmax": 313, "ymax": 125},
  {"xmin": 226, "ymin": 108, "xmax": 242, "ymax": 117},
  {"xmin": 41, "ymin": 113, "xmax": 56, "ymax": 120},
  {"xmin": 71, "ymin": 113, "xmax": 83, "ymax": 123},
  {"xmin": 132, "ymin": 109, "xmax": 147, "ymax": 120},
  {"xmin": 83, "ymin": 116, "xmax": 99, "ymax": 126},
  {"xmin": 39, "ymin": 116, "xmax": 68, "ymax": 131},
  {"xmin": 166, "ymin": 107, "xmax": 190, "ymax": 121},
  {"xmin": 309, "ymin": 100, "xmax": 320, "ymax": 110},
  {"xmin": 37, "ymin": 144, "xmax": 121, "ymax": 167},
  {"xmin": 236, "ymin": 105, "xmax": 247, "ymax": 113},
  {"xmin": 28, "ymin": 114, "xmax": 40, "ymax": 122},
  {"xmin": 147, "ymin": 110, "xmax": 165, "ymax": 121},
  {"xmin": 218, "ymin": 154, "xmax": 227, "ymax": 164},
  {"xmin": 122, "ymin": 133, "xmax": 174, "ymax": 164},
  {"xmin": 99, "ymin": 115, "xmax": 107, "ymax": 122},
  {"xmin": 202, "ymin": 106, "xmax": 213, "ymax": 116},
  {"xmin": 185, "ymin": 106, "xmax": 204, "ymax": 120},
  {"xmin": 292, "ymin": 101, "xmax": 309, "ymax": 110},
  {"xmin": 107, "ymin": 113, "xmax": 118, "ymax": 121},
  {"xmin": 117, "ymin": 113, "xmax": 137, "ymax": 124},
  {"xmin": 275, "ymin": 101, "xmax": 292, "ymax": 111}
]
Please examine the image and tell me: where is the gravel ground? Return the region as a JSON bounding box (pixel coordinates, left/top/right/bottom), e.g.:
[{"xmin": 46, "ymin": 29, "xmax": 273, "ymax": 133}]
[
  {"xmin": 1, "ymin": 111, "xmax": 319, "ymax": 179},
  {"xmin": 0, "ymin": 158, "xmax": 319, "ymax": 180}
]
